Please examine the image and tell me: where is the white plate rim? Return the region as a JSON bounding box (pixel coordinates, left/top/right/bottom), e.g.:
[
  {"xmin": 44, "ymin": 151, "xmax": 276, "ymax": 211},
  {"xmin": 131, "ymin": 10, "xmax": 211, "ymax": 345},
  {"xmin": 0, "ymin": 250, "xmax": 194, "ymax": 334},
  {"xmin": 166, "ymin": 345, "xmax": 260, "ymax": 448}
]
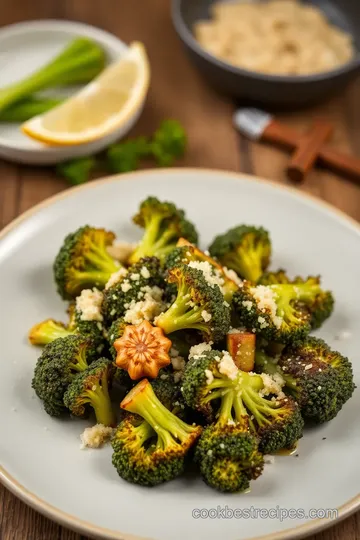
[{"xmin": 0, "ymin": 167, "xmax": 359, "ymax": 540}]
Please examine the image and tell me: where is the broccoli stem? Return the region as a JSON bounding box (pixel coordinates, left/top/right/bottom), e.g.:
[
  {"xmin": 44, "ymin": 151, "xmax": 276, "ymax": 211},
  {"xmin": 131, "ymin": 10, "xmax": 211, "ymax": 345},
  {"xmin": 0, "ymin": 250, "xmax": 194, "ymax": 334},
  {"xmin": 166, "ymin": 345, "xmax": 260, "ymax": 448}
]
[
  {"xmin": 69, "ymin": 347, "xmax": 89, "ymax": 374},
  {"xmin": 29, "ymin": 320, "xmax": 73, "ymax": 345},
  {"xmin": 130, "ymin": 214, "xmax": 163, "ymax": 261},
  {"xmin": 240, "ymin": 372, "xmax": 283, "ymax": 426},
  {"xmin": 123, "ymin": 382, "xmax": 193, "ymax": 443},
  {"xmin": 83, "ymin": 372, "xmax": 116, "ymax": 426},
  {"xmin": 155, "ymin": 284, "xmax": 207, "ymax": 335},
  {"xmin": 70, "ymin": 269, "xmax": 116, "ymax": 289},
  {"xmin": 202, "ymin": 378, "xmax": 235, "ymax": 405},
  {"xmin": 217, "ymin": 390, "xmax": 234, "ymax": 425},
  {"xmin": 233, "ymin": 392, "xmax": 249, "ymax": 419},
  {"xmin": 136, "ymin": 421, "xmax": 156, "ymax": 448},
  {"xmin": 84, "ymin": 243, "xmax": 119, "ymax": 273},
  {"xmin": 149, "ymin": 228, "xmax": 177, "ymax": 256}
]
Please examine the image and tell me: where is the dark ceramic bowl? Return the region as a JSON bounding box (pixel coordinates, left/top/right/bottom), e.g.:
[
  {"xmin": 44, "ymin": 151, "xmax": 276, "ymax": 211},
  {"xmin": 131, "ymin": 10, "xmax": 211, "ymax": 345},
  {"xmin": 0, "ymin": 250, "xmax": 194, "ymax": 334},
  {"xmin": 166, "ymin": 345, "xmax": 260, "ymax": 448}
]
[{"xmin": 172, "ymin": 0, "xmax": 360, "ymax": 108}]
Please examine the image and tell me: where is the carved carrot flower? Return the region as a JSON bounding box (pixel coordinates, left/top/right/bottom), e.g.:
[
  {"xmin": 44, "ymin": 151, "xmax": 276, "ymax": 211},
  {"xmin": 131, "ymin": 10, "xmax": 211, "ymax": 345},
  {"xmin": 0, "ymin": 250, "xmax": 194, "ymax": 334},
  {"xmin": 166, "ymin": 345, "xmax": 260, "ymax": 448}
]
[{"xmin": 113, "ymin": 320, "xmax": 171, "ymax": 380}]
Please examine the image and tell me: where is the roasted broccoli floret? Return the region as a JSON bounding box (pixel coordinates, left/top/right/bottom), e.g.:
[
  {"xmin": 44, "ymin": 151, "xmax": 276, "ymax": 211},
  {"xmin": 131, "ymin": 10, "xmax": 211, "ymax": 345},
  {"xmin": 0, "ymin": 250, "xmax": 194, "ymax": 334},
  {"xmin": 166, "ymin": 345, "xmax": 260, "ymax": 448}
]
[
  {"xmin": 105, "ymin": 320, "xmax": 129, "ymax": 387},
  {"xmin": 106, "ymin": 317, "xmax": 129, "ymax": 360},
  {"xmin": 155, "ymin": 265, "xmax": 231, "ymax": 343},
  {"xmin": 28, "ymin": 303, "xmax": 106, "ymax": 355},
  {"xmin": 128, "ymin": 197, "xmax": 198, "ymax": 263},
  {"xmin": 54, "ymin": 226, "xmax": 120, "ymax": 300},
  {"xmin": 63, "ymin": 358, "xmax": 116, "ymax": 426},
  {"xmin": 67, "ymin": 302, "xmax": 106, "ymax": 353},
  {"xmin": 209, "ymin": 225, "xmax": 271, "ymax": 283},
  {"xmin": 111, "ymin": 379, "xmax": 202, "ymax": 486},
  {"xmin": 165, "ymin": 241, "xmax": 239, "ymax": 302},
  {"xmin": 195, "ymin": 396, "xmax": 264, "ymax": 493},
  {"xmin": 257, "ymin": 272, "xmax": 334, "ymax": 329},
  {"xmin": 233, "ymin": 279, "xmax": 333, "ymax": 346},
  {"xmin": 32, "ymin": 335, "xmax": 94, "ymax": 417},
  {"xmin": 102, "ymin": 257, "xmax": 165, "ymax": 324},
  {"xmin": 182, "ymin": 350, "xmax": 303, "ymax": 454},
  {"xmin": 258, "ymin": 269, "xmax": 290, "ymax": 286},
  {"xmin": 256, "ymin": 338, "xmax": 355, "ymax": 424}
]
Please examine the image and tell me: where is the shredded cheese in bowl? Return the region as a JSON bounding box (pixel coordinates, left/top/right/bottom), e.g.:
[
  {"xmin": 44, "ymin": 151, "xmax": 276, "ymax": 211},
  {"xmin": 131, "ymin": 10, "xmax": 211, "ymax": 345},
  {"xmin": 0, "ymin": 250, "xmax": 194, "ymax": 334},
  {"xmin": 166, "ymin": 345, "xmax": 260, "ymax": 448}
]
[{"xmin": 194, "ymin": 0, "xmax": 356, "ymax": 76}]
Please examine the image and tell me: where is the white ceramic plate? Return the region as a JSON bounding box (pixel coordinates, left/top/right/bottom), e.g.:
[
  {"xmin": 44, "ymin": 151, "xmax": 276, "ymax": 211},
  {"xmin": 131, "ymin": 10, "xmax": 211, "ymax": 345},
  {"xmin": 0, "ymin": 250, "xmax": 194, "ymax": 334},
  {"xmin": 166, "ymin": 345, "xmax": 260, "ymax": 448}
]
[
  {"xmin": 0, "ymin": 169, "xmax": 359, "ymax": 540},
  {"xmin": 0, "ymin": 20, "xmax": 143, "ymax": 165}
]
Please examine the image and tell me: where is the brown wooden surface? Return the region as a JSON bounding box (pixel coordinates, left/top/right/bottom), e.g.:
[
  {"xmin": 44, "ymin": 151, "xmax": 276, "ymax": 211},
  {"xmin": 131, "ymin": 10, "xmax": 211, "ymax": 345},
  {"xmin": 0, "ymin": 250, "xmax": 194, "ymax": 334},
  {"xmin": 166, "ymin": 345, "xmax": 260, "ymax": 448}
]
[{"xmin": 0, "ymin": 1, "xmax": 360, "ymax": 539}]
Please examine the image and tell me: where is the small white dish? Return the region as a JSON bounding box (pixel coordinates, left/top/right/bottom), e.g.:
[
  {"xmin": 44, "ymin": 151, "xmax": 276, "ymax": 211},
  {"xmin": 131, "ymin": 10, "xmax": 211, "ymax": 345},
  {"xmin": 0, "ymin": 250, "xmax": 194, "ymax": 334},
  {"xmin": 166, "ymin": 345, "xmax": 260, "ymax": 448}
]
[
  {"xmin": 0, "ymin": 20, "xmax": 143, "ymax": 165},
  {"xmin": 0, "ymin": 169, "xmax": 359, "ymax": 540}
]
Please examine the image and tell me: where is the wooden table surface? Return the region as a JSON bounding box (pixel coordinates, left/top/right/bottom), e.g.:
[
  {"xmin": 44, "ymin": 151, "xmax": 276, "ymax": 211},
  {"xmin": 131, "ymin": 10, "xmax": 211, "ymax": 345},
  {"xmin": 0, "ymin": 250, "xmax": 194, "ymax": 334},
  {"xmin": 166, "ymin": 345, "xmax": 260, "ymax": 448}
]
[{"xmin": 1, "ymin": 1, "xmax": 360, "ymax": 539}]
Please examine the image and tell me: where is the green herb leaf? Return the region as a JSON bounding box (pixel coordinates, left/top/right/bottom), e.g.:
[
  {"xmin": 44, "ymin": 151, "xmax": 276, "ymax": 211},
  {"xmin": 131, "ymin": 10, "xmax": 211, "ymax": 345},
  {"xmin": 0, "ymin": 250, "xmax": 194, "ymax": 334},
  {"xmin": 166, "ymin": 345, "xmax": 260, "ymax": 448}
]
[
  {"xmin": 107, "ymin": 137, "xmax": 151, "ymax": 173},
  {"xmin": 56, "ymin": 157, "xmax": 97, "ymax": 185}
]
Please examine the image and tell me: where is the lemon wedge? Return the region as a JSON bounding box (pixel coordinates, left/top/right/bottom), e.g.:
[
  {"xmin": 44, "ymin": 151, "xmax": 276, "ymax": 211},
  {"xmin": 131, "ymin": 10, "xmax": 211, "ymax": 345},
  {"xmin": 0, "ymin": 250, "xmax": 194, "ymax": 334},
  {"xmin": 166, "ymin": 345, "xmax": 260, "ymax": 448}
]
[{"xmin": 22, "ymin": 42, "xmax": 150, "ymax": 146}]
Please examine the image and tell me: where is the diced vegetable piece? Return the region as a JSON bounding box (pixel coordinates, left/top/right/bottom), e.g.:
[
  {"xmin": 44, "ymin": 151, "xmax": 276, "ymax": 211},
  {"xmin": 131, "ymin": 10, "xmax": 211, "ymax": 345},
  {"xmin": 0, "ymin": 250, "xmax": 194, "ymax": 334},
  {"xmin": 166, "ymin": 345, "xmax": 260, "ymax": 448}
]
[{"xmin": 227, "ymin": 332, "xmax": 256, "ymax": 372}]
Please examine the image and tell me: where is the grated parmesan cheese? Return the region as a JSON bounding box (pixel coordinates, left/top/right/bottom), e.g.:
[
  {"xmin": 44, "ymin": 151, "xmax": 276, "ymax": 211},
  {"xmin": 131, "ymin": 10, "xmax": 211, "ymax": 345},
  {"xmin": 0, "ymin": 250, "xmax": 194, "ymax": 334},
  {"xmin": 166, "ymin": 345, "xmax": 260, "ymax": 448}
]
[
  {"xmin": 76, "ymin": 288, "xmax": 103, "ymax": 322},
  {"xmin": 124, "ymin": 287, "xmax": 166, "ymax": 325},
  {"xmin": 140, "ymin": 266, "xmax": 151, "ymax": 279},
  {"xmin": 173, "ymin": 372, "xmax": 183, "ymax": 383},
  {"xmin": 80, "ymin": 424, "xmax": 114, "ymax": 449},
  {"xmin": 219, "ymin": 351, "xmax": 238, "ymax": 380},
  {"xmin": 205, "ymin": 369, "xmax": 214, "ymax": 385},
  {"xmin": 259, "ymin": 373, "xmax": 285, "ymax": 399},
  {"xmin": 105, "ymin": 267, "xmax": 128, "ymax": 289},
  {"xmin": 171, "ymin": 355, "xmax": 186, "ymax": 372},
  {"xmin": 189, "ymin": 342, "xmax": 213, "ymax": 359},
  {"xmin": 250, "ymin": 285, "xmax": 282, "ymax": 329},
  {"xmin": 142, "ymin": 285, "xmax": 163, "ymax": 302},
  {"xmin": 227, "ymin": 327, "xmax": 247, "ymax": 334},
  {"xmin": 201, "ymin": 309, "xmax": 212, "ymax": 322},
  {"xmin": 188, "ymin": 260, "xmax": 224, "ymax": 289},
  {"xmin": 107, "ymin": 241, "xmax": 136, "ymax": 263},
  {"xmin": 121, "ymin": 280, "xmax": 132, "ymax": 293},
  {"xmin": 223, "ymin": 266, "xmax": 243, "ymax": 286}
]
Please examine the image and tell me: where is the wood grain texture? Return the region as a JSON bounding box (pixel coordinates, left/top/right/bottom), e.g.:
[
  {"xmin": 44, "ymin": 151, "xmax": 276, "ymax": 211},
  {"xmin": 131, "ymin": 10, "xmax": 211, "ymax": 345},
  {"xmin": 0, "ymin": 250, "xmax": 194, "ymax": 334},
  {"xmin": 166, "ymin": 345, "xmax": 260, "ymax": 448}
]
[{"xmin": 0, "ymin": 1, "xmax": 359, "ymax": 539}]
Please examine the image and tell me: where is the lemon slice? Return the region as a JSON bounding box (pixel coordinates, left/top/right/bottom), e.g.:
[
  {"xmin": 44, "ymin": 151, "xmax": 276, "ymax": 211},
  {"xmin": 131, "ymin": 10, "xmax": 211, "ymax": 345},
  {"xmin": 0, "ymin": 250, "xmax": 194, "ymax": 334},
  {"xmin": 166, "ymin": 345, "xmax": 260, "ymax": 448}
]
[{"xmin": 22, "ymin": 42, "xmax": 150, "ymax": 146}]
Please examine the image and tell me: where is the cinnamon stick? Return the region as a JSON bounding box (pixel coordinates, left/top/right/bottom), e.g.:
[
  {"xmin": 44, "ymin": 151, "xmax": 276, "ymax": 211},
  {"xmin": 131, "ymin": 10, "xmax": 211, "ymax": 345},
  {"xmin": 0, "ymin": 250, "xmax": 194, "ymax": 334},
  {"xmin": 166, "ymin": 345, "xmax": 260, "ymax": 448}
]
[{"xmin": 287, "ymin": 120, "xmax": 334, "ymax": 182}]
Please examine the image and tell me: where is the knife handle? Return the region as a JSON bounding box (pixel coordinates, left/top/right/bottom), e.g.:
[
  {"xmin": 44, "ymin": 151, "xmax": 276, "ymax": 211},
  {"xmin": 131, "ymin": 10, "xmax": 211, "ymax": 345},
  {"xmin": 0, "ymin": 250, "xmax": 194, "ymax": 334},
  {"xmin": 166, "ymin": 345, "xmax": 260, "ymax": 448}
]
[{"xmin": 261, "ymin": 120, "xmax": 299, "ymax": 149}]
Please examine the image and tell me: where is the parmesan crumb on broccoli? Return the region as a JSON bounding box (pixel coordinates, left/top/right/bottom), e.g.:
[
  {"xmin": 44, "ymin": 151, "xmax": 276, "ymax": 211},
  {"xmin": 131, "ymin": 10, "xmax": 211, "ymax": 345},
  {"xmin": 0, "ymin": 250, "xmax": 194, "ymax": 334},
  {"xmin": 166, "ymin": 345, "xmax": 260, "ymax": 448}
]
[
  {"xmin": 188, "ymin": 260, "xmax": 224, "ymax": 289},
  {"xmin": 105, "ymin": 268, "xmax": 128, "ymax": 290},
  {"xmin": 76, "ymin": 288, "xmax": 103, "ymax": 322},
  {"xmin": 124, "ymin": 286, "xmax": 166, "ymax": 325},
  {"xmin": 223, "ymin": 266, "xmax": 243, "ymax": 286},
  {"xmin": 250, "ymin": 285, "xmax": 282, "ymax": 328},
  {"xmin": 218, "ymin": 351, "xmax": 238, "ymax": 380},
  {"xmin": 189, "ymin": 342, "xmax": 213, "ymax": 359},
  {"xmin": 259, "ymin": 373, "xmax": 286, "ymax": 399}
]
